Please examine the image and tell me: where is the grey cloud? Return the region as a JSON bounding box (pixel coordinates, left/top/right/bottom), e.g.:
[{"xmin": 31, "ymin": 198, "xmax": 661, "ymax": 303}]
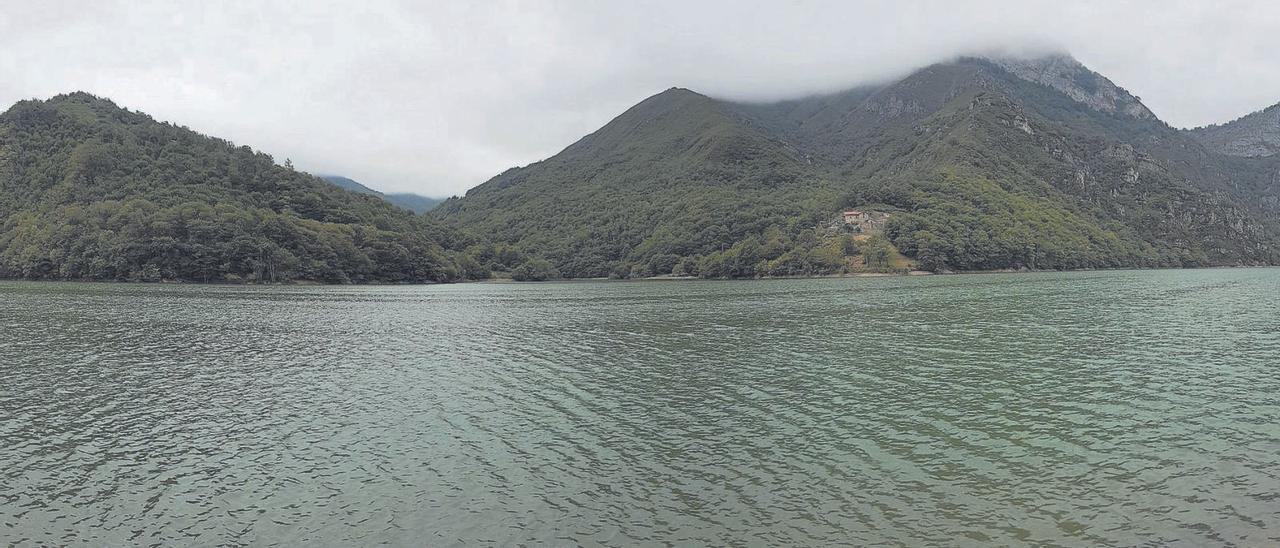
[{"xmin": 2, "ymin": 0, "xmax": 1278, "ymax": 196}]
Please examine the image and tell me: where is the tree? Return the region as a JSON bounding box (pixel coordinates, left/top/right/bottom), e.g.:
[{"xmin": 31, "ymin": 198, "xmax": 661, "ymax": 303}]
[
  {"xmin": 863, "ymin": 235, "xmax": 893, "ymax": 269},
  {"xmin": 511, "ymin": 258, "xmax": 559, "ymax": 281}
]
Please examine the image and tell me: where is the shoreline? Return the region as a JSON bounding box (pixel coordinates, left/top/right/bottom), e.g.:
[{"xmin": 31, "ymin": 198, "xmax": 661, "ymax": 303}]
[
  {"xmin": 441, "ymin": 263, "xmax": 1280, "ymax": 283},
  {"xmin": 3, "ymin": 264, "xmax": 1276, "ymax": 287}
]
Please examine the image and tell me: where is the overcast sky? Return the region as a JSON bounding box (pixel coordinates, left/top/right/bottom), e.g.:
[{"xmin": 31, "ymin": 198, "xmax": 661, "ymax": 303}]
[{"xmin": 3, "ymin": 1, "xmax": 1279, "ymax": 196}]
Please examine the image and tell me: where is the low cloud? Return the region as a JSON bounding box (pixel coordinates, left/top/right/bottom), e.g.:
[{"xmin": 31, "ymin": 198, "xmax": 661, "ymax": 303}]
[{"xmin": 3, "ymin": 0, "xmax": 1278, "ymax": 196}]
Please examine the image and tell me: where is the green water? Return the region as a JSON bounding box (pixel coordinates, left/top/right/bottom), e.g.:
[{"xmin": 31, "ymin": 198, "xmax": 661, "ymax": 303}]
[{"xmin": 2, "ymin": 269, "xmax": 1279, "ymax": 546}]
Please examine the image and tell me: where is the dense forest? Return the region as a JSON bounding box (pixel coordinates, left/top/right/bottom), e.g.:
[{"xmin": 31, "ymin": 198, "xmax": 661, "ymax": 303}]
[
  {"xmin": 435, "ymin": 55, "xmax": 1280, "ymax": 277},
  {"xmin": 4, "ymin": 54, "xmax": 1279, "ymax": 284},
  {"xmin": 0, "ymin": 93, "xmax": 496, "ymax": 283}
]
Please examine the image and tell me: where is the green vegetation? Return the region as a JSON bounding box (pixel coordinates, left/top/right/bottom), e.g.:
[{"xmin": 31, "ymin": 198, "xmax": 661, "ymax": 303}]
[
  {"xmin": 511, "ymin": 258, "xmax": 560, "ymax": 281},
  {"xmin": 6, "ymin": 55, "xmax": 1279, "ymax": 284},
  {"xmin": 436, "ymin": 59, "xmax": 1280, "ymax": 278},
  {"xmin": 0, "ymin": 93, "xmax": 479, "ymax": 283}
]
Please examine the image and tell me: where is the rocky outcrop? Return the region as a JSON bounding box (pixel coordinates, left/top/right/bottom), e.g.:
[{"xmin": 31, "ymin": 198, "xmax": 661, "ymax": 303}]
[
  {"xmin": 1186, "ymin": 103, "xmax": 1280, "ymax": 157},
  {"xmin": 992, "ymin": 54, "xmax": 1156, "ymax": 120}
]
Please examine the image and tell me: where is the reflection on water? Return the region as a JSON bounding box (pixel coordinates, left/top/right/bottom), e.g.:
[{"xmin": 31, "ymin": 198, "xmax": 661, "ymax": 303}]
[{"xmin": 2, "ymin": 269, "xmax": 1279, "ymax": 545}]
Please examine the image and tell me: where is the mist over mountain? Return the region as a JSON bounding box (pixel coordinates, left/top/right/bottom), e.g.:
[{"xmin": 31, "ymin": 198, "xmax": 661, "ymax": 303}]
[
  {"xmin": 435, "ymin": 53, "xmax": 1280, "ymax": 278},
  {"xmin": 319, "ymin": 175, "xmax": 382, "ymax": 196},
  {"xmin": 319, "ymin": 175, "xmax": 443, "ymax": 213},
  {"xmin": 9, "ymin": 6, "xmax": 1280, "ymax": 547}
]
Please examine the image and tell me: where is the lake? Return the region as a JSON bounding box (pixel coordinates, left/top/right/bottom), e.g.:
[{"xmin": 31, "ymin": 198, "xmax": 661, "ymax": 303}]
[{"xmin": 2, "ymin": 269, "xmax": 1279, "ymax": 546}]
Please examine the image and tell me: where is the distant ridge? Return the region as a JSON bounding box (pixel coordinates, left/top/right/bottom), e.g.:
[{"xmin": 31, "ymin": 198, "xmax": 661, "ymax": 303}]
[
  {"xmin": 1186, "ymin": 102, "xmax": 1280, "ymax": 158},
  {"xmin": 319, "ymin": 175, "xmax": 443, "ymax": 213}
]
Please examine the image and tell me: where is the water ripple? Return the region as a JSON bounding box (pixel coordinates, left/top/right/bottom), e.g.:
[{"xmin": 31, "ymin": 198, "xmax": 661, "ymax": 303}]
[{"xmin": 2, "ymin": 269, "xmax": 1280, "ymax": 546}]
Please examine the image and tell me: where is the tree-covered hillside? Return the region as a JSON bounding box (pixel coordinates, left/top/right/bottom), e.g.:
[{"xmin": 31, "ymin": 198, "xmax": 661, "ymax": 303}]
[
  {"xmin": 435, "ymin": 55, "xmax": 1280, "ymax": 277},
  {"xmin": 436, "ymin": 88, "xmax": 844, "ymax": 278},
  {"xmin": 0, "ymin": 93, "xmax": 474, "ymax": 283},
  {"xmin": 9, "ymin": 54, "xmax": 1275, "ymax": 284}
]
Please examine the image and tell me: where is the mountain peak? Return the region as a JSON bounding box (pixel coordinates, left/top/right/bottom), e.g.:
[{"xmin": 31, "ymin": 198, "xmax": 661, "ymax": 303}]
[
  {"xmin": 551, "ymin": 85, "xmax": 745, "ymax": 163},
  {"xmin": 986, "ymin": 51, "xmax": 1080, "ymax": 67},
  {"xmin": 985, "ymin": 53, "xmax": 1155, "ymax": 120},
  {"xmin": 2, "ymin": 91, "xmax": 155, "ymax": 131},
  {"xmin": 638, "ymin": 86, "xmax": 713, "ymax": 107},
  {"xmin": 30, "ymin": 91, "xmax": 129, "ymax": 114}
]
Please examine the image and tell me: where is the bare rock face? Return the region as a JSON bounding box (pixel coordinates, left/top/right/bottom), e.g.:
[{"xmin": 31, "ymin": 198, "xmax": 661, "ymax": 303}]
[
  {"xmin": 1186, "ymin": 103, "xmax": 1280, "ymax": 157},
  {"xmin": 992, "ymin": 54, "xmax": 1156, "ymax": 120}
]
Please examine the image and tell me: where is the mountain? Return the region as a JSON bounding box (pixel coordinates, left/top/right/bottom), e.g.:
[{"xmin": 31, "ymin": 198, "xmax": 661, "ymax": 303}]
[
  {"xmin": 0, "ymin": 93, "xmax": 475, "ymax": 283},
  {"xmin": 1183, "ymin": 105, "xmax": 1280, "ymax": 216},
  {"xmin": 434, "ymin": 54, "xmax": 1280, "ymax": 278},
  {"xmin": 1187, "ymin": 103, "xmax": 1280, "ymax": 158},
  {"xmin": 384, "ymin": 193, "xmax": 442, "ymax": 214},
  {"xmin": 437, "ymin": 87, "xmax": 828, "ymax": 278},
  {"xmin": 319, "ymin": 175, "xmax": 443, "ymax": 213},
  {"xmin": 322, "ymin": 174, "xmax": 382, "ymax": 195}
]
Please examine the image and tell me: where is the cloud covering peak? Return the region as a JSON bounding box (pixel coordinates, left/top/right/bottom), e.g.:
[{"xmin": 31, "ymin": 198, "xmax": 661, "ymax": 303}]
[{"xmin": 3, "ymin": 0, "xmax": 1278, "ymax": 196}]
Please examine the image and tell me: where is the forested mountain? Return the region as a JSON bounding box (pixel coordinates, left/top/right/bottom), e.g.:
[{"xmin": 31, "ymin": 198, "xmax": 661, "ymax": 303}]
[
  {"xmin": 0, "ymin": 93, "xmax": 477, "ymax": 283},
  {"xmin": 320, "ymin": 175, "xmax": 443, "ymax": 213},
  {"xmin": 7, "ymin": 55, "xmax": 1278, "ymax": 284},
  {"xmin": 435, "ymin": 54, "xmax": 1280, "ymax": 278}
]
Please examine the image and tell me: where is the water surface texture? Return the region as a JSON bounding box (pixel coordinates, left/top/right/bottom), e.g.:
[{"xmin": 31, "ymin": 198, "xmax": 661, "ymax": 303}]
[{"xmin": 3, "ymin": 269, "xmax": 1279, "ymax": 546}]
